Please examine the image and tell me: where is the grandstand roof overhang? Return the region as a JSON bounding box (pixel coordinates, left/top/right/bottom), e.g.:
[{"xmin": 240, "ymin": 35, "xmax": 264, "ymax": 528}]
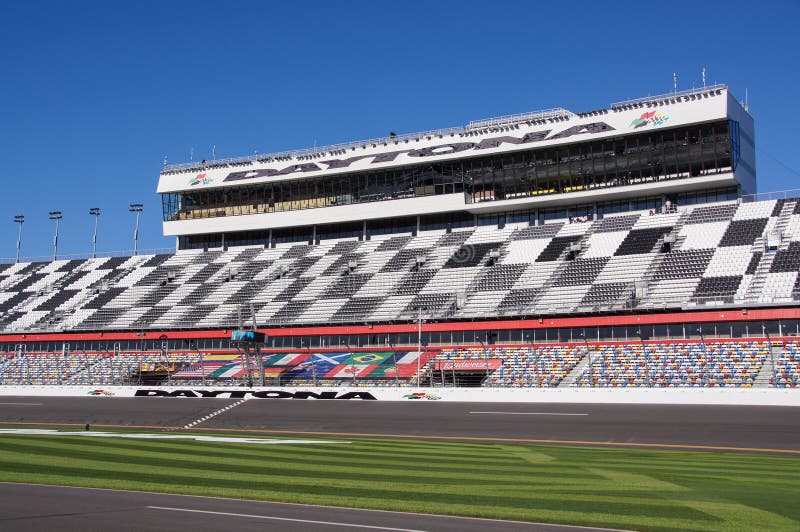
[{"xmin": 157, "ymin": 87, "xmax": 733, "ymax": 195}]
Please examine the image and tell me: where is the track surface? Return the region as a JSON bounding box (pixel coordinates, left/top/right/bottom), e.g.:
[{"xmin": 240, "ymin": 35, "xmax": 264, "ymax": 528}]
[
  {"xmin": 0, "ymin": 397, "xmax": 798, "ymax": 451},
  {"xmin": 1, "ymin": 398, "xmax": 799, "ymax": 530},
  {"xmin": 0, "ymin": 483, "xmax": 610, "ymax": 532}
]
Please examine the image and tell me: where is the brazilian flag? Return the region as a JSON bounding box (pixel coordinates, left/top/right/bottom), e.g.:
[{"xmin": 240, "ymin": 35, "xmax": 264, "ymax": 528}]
[{"xmin": 343, "ymin": 351, "xmax": 395, "ymax": 365}]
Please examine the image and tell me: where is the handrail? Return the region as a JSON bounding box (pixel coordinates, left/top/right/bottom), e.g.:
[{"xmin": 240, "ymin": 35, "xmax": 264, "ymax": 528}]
[
  {"xmin": 467, "ymin": 108, "xmax": 574, "ymax": 130},
  {"xmin": 740, "ymin": 189, "xmax": 800, "ymax": 203},
  {"xmin": 162, "ymin": 85, "xmax": 732, "ymax": 174},
  {"xmin": 161, "ymin": 108, "xmax": 575, "ymax": 174},
  {"xmin": 611, "ymin": 84, "xmax": 727, "ymax": 109}
]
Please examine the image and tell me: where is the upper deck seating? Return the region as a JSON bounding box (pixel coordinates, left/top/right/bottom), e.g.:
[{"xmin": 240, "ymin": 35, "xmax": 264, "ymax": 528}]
[{"xmin": 0, "ymin": 198, "xmax": 798, "ymax": 332}]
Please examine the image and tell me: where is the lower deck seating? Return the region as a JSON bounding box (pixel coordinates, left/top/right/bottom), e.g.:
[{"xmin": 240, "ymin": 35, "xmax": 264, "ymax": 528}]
[
  {"xmin": 0, "ymin": 352, "xmax": 202, "ymax": 385},
  {"xmin": 437, "ymin": 346, "xmax": 583, "ymax": 387},
  {"xmin": 0, "ymin": 341, "xmax": 788, "ymax": 387},
  {"xmin": 574, "ymin": 342, "xmax": 768, "ymax": 387},
  {"xmin": 775, "ymin": 341, "xmax": 800, "ymax": 387}
]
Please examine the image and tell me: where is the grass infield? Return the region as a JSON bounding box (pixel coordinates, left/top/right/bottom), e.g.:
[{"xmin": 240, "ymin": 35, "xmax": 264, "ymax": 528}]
[{"xmin": 0, "ymin": 430, "xmax": 798, "ymax": 531}]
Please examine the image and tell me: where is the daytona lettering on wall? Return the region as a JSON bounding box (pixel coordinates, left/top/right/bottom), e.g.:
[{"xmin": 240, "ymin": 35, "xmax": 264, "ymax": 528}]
[
  {"xmin": 134, "ymin": 389, "xmax": 377, "ymax": 400},
  {"xmin": 222, "ymin": 123, "xmax": 615, "ymax": 183}
]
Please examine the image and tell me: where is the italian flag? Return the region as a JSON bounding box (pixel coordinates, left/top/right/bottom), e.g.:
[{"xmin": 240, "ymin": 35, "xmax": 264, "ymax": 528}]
[{"xmin": 266, "ymin": 353, "xmax": 310, "ymax": 366}]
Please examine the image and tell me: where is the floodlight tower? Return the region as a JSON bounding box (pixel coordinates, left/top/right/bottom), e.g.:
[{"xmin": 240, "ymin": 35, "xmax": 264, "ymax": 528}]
[
  {"xmin": 48, "ymin": 211, "xmax": 62, "ymax": 261},
  {"xmin": 129, "ymin": 203, "xmax": 143, "ymax": 255},
  {"xmin": 13, "ymin": 215, "xmax": 24, "ymax": 263},
  {"xmin": 89, "ymin": 208, "xmax": 100, "ymax": 258}
]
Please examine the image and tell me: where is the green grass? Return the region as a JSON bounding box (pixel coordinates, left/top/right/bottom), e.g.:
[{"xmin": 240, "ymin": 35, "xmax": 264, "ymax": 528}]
[{"xmin": 0, "ymin": 431, "xmax": 798, "ymax": 531}]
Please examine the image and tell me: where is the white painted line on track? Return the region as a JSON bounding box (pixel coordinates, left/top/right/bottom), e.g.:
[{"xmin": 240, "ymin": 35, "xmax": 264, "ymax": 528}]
[
  {"xmin": 469, "ymin": 411, "xmax": 589, "ymax": 416},
  {"xmin": 0, "ymin": 429, "xmax": 347, "ymax": 445},
  {"xmin": 0, "ymin": 483, "xmax": 630, "ymax": 531},
  {"xmin": 0, "ymin": 402, "xmax": 42, "ymax": 405},
  {"xmin": 181, "ymin": 397, "xmax": 250, "ymax": 430},
  {"xmin": 147, "ymin": 506, "xmax": 427, "ymax": 531}
]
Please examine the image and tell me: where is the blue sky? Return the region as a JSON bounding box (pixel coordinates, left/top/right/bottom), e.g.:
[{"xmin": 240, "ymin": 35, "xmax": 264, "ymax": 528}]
[{"xmin": 1, "ymin": 0, "xmax": 798, "ymax": 260}]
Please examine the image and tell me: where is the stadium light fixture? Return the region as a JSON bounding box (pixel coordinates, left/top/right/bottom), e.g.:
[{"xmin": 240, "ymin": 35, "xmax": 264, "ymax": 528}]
[
  {"xmin": 13, "ymin": 215, "xmax": 24, "ymax": 263},
  {"xmin": 48, "ymin": 211, "xmax": 62, "ymax": 261},
  {"xmin": 129, "ymin": 203, "xmax": 143, "ymax": 256},
  {"xmin": 89, "ymin": 208, "xmax": 100, "ymax": 259}
]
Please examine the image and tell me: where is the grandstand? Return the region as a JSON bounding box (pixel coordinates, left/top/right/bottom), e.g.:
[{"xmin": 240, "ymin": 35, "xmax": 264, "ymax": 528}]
[{"xmin": 1, "ymin": 84, "xmax": 799, "ymax": 389}]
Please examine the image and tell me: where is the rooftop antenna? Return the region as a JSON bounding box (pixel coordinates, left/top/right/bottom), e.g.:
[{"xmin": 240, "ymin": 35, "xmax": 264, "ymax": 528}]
[
  {"xmin": 212, "ymin": 144, "xmax": 216, "ymax": 161},
  {"xmin": 162, "ymin": 156, "xmax": 168, "ymax": 167},
  {"xmin": 673, "ymin": 72, "xmax": 677, "ymax": 95},
  {"xmin": 702, "ymin": 67, "xmax": 706, "ymax": 88},
  {"xmin": 744, "ymin": 88, "xmax": 749, "ymax": 112},
  {"xmin": 190, "ymin": 146, "xmax": 194, "ymax": 162}
]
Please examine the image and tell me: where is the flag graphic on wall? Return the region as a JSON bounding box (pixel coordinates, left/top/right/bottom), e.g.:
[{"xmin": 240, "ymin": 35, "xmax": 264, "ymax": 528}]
[
  {"xmin": 288, "ymin": 352, "xmax": 349, "ymax": 379},
  {"xmin": 262, "ymin": 367, "xmax": 289, "ymax": 377},
  {"xmin": 343, "ymin": 352, "xmax": 395, "ymax": 365},
  {"xmin": 324, "ymin": 364, "xmax": 378, "ymax": 378},
  {"xmin": 264, "ymin": 353, "xmax": 310, "ymax": 366}
]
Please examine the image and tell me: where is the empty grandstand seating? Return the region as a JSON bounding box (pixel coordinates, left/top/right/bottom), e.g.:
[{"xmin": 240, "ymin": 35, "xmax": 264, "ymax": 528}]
[
  {"xmin": 0, "ymin": 197, "xmax": 799, "ymax": 332},
  {"xmin": 0, "ymin": 352, "xmax": 202, "ymax": 385},
  {"xmin": 1, "ymin": 341, "xmax": 787, "ymax": 388},
  {"xmin": 574, "ymin": 342, "xmax": 769, "ymax": 387},
  {"xmin": 775, "ymin": 341, "xmax": 800, "ymax": 387}
]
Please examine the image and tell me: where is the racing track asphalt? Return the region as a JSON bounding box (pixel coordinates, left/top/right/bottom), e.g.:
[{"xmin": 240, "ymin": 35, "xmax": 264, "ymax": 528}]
[
  {"xmin": 0, "ymin": 397, "xmax": 798, "ymax": 452},
  {"xmin": 0, "ymin": 483, "xmax": 616, "ymax": 532},
  {"xmin": 1, "ymin": 398, "xmax": 798, "ymax": 530}
]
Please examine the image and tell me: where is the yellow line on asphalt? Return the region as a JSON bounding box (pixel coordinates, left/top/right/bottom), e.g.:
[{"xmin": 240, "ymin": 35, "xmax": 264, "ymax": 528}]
[{"xmin": 185, "ymin": 426, "xmax": 800, "ymax": 455}]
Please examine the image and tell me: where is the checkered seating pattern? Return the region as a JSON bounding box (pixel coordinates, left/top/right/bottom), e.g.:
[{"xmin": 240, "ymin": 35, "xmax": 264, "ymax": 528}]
[{"xmin": 1, "ymin": 198, "xmax": 799, "ymax": 333}]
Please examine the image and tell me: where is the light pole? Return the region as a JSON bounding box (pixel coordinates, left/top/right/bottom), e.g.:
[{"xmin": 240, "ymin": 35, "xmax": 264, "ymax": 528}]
[
  {"xmin": 476, "ymin": 334, "xmax": 491, "ymax": 388},
  {"xmin": 579, "ymin": 332, "xmax": 593, "ymax": 388},
  {"xmin": 89, "ymin": 208, "xmax": 100, "ymax": 258},
  {"xmin": 129, "ymin": 203, "xmax": 143, "ymax": 255},
  {"xmin": 302, "ymin": 341, "xmax": 317, "ymax": 387},
  {"xmin": 637, "ymin": 328, "xmax": 653, "ymax": 387},
  {"xmin": 525, "ymin": 333, "xmax": 539, "ymax": 388},
  {"xmin": 48, "ymin": 211, "xmax": 62, "ymax": 261},
  {"xmin": 13, "ymin": 215, "xmax": 24, "ymax": 263},
  {"xmin": 416, "ymin": 308, "xmax": 424, "ymax": 387},
  {"xmin": 763, "ymin": 324, "xmax": 780, "ymax": 388},
  {"xmin": 341, "ymin": 341, "xmax": 356, "ymax": 387},
  {"xmin": 696, "ymin": 326, "xmax": 710, "ymax": 387}
]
